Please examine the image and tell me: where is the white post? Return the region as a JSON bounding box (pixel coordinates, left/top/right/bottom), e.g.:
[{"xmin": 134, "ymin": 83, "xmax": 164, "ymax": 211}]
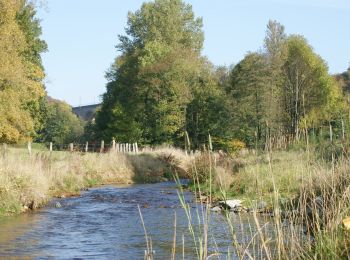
[
  {"xmin": 49, "ymin": 142, "xmax": 53, "ymax": 155},
  {"xmin": 2, "ymin": 143, "xmax": 7, "ymax": 158},
  {"xmin": 112, "ymin": 139, "xmax": 116, "ymax": 152},
  {"xmin": 100, "ymin": 140, "xmax": 104, "ymax": 153},
  {"xmin": 85, "ymin": 142, "xmax": 89, "ymax": 153},
  {"xmin": 69, "ymin": 143, "xmax": 74, "ymax": 152},
  {"xmin": 135, "ymin": 142, "xmax": 139, "ymax": 154},
  {"xmin": 28, "ymin": 142, "xmax": 32, "ymax": 156}
]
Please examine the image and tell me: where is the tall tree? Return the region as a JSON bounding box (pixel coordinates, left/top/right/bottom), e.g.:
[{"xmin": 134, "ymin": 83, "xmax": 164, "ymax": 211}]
[
  {"xmin": 282, "ymin": 35, "xmax": 345, "ymax": 136},
  {"xmin": 227, "ymin": 52, "xmax": 270, "ymax": 146},
  {"xmin": 186, "ymin": 60, "xmax": 231, "ymax": 148},
  {"xmin": 95, "ymin": 0, "xmax": 204, "ymax": 145},
  {"xmin": 264, "ymin": 20, "xmax": 287, "ymax": 137},
  {"xmin": 17, "ymin": 0, "xmax": 48, "ymax": 137},
  {"xmin": 0, "ymin": 0, "xmax": 46, "ymax": 143}
]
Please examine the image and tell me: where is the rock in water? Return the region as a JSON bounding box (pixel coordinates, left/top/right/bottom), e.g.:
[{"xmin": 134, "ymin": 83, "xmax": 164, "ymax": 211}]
[
  {"xmin": 210, "ymin": 206, "xmax": 222, "ymax": 212},
  {"xmin": 219, "ymin": 200, "xmax": 242, "ymax": 210},
  {"xmin": 55, "ymin": 202, "xmax": 62, "ymax": 208}
]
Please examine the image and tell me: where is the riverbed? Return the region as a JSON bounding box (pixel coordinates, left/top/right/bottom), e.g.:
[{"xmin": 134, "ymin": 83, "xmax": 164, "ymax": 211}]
[{"xmin": 0, "ymin": 182, "xmax": 274, "ymax": 259}]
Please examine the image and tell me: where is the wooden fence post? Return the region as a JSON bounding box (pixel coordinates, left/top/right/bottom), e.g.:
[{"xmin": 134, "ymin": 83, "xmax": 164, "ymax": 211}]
[
  {"xmin": 69, "ymin": 143, "xmax": 74, "ymax": 152},
  {"xmin": 85, "ymin": 142, "xmax": 89, "ymax": 153},
  {"xmin": 329, "ymin": 123, "xmax": 333, "ymax": 143},
  {"xmin": 112, "ymin": 139, "xmax": 116, "ymax": 152},
  {"xmin": 28, "ymin": 142, "xmax": 32, "ymax": 156},
  {"xmin": 49, "ymin": 142, "xmax": 53, "ymax": 155},
  {"xmin": 2, "ymin": 143, "xmax": 7, "ymax": 159},
  {"xmin": 100, "ymin": 140, "xmax": 104, "ymax": 153}
]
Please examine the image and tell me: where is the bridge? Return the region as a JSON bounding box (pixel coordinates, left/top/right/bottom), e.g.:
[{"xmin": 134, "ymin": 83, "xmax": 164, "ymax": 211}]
[{"xmin": 72, "ymin": 104, "xmax": 101, "ymax": 121}]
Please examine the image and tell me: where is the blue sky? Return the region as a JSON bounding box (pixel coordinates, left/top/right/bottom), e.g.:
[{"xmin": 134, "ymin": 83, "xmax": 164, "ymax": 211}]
[{"xmin": 37, "ymin": 0, "xmax": 350, "ymax": 107}]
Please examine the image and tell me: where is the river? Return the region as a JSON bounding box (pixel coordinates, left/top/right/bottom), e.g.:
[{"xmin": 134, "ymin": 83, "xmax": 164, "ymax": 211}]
[{"xmin": 0, "ymin": 182, "xmax": 274, "ymax": 259}]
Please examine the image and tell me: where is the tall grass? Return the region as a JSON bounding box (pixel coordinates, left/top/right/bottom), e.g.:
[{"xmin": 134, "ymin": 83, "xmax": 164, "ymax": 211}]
[
  {"xmin": 0, "ymin": 147, "xmax": 189, "ymax": 216},
  {"xmin": 167, "ymin": 149, "xmax": 350, "ymax": 259}
]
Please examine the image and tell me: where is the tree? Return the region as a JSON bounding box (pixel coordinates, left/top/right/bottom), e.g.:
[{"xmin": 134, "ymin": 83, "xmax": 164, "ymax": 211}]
[
  {"xmin": 263, "ymin": 20, "xmax": 287, "ymax": 137},
  {"xmin": 0, "ymin": 0, "xmax": 46, "ymax": 143},
  {"xmin": 227, "ymin": 52, "xmax": 270, "ymax": 146},
  {"xmin": 281, "ymin": 35, "xmax": 345, "ymax": 137},
  {"xmin": 17, "ymin": 1, "xmax": 48, "ymax": 137},
  {"xmin": 95, "ymin": 0, "xmax": 204, "ymax": 145},
  {"xmin": 185, "ymin": 60, "xmax": 231, "ymax": 149},
  {"xmin": 39, "ymin": 98, "xmax": 84, "ymax": 145}
]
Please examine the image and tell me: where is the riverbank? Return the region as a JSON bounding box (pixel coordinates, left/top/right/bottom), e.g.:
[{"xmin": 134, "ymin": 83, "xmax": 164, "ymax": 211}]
[
  {"xmin": 0, "ymin": 147, "xmax": 192, "ymax": 216},
  {"xmin": 187, "ymin": 149, "xmax": 350, "ymax": 259}
]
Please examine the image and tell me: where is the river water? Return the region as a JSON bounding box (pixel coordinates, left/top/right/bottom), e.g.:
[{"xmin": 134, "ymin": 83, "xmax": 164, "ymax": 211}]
[{"xmin": 0, "ymin": 182, "xmax": 274, "ymax": 259}]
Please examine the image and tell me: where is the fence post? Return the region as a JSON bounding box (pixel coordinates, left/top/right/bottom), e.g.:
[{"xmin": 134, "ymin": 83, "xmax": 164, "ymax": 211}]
[
  {"xmin": 112, "ymin": 139, "xmax": 116, "ymax": 152},
  {"xmin": 329, "ymin": 123, "xmax": 333, "ymax": 143},
  {"xmin": 135, "ymin": 142, "xmax": 139, "ymax": 154},
  {"xmin": 69, "ymin": 143, "xmax": 74, "ymax": 152},
  {"xmin": 28, "ymin": 142, "xmax": 32, "ymax": 156},
  {"xmin": 49, "ymin": 142, "xmax": 53, "ymax": 155},
  {"xmin": 2, "ymin": 143, "xmax": 7, "ymax": 159},
  {"xmin": 85, "ymin": 142, "xmax": 89, "ymax": 153},
  {"xmin": 100, "ymin": 140, "xmax": 104, "ymax": 153}
]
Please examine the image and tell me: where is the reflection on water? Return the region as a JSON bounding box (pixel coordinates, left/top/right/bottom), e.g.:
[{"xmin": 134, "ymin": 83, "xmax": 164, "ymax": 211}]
[{"xmin": 0, "ymin": 182, "xmax": 274, "ymax": 259}]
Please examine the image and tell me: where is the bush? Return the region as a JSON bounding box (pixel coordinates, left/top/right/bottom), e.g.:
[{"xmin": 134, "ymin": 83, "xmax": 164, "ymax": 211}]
[{"xmin": 213, "ymin": 137, "xmax": 245, "ymax": 155}]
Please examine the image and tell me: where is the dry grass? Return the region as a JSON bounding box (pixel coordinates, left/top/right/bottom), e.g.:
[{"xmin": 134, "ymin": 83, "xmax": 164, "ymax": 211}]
[
  {"xmin": 0, "ymin": 146, "xmax": 191, "ymax": 216},
  {"xmin": 180, "ymin": 149, "xmax": 350, "ymax": 259}
]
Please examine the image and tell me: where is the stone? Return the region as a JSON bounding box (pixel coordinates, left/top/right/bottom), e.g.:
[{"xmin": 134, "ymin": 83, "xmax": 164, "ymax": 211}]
[
  {"xmin": 219, "ymin": 199, "xmax": 242, "ymax": 210},
  {"xmin": 210, "ymin": 206, "xmax": 222, "ymax": 212},
  {"xmin": 55, "ymin": 202, "xmax": 62, "ymax": 208}
]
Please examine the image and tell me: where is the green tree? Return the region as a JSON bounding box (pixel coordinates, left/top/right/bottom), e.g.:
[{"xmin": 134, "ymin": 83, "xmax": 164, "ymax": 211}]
[
  {"xmin": 0, "ymin": 0, "xmax": 46, "ymax": 143},
  {"xmin": 95, "ymin": 0, "xmax": 204, "ymax": 145},
  {"xmin": 281, "ymin": 35, "xmax": 345, "ymax": 137},
  {"xmin": 186, "ymin": 61, "xmax": 231, "ymax": 149},
  {"xmin": 17, "ymin": 0, "xmax": 48, "ymax": 137},
  {"xmin": 227, "ymin": 52, "xmax": 270, "ymax": 146},
  {"xmin": 39, "ymin": 99, "xmax": 84, "ymax": 145}
]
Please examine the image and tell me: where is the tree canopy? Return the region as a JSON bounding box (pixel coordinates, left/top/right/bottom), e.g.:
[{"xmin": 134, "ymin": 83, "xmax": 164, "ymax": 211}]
[{"xmin": 0, "ymin": 0, "xmax": 47, "ymax": 143}]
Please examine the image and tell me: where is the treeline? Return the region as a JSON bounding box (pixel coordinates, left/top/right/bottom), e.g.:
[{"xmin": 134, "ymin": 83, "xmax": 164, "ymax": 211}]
[
  {"xmin": 0, "ymin": 0, "xmax": 84, "ymax": 145},
  {"xmin": 89, "ymin": 0, "xmax": 348, "ymax": 151},
  {"xmin": 1, "ymin": 0, "xmax": 348, "ymax": 151}
]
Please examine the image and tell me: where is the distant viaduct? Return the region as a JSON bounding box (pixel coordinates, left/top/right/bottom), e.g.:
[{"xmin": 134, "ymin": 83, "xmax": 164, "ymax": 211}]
[{"xmin": 72, "ymin": 104, "xmax": 101, "ymax": 121}]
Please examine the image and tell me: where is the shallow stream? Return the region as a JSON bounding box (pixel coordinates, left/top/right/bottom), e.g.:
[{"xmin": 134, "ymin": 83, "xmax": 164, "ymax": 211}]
[{"xmin": 0, "ymin": 182, "xmax": 273, "ymax": 259}]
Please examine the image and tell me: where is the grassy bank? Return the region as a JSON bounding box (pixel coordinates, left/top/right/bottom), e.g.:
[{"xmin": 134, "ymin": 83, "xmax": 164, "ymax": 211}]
[
  {"xmin": 183, "ymin": 149, "xmax": 350, "ymax": 259},
  {"xmin": 0, "ymin": 147, "xmax": 191, "ymax": 216}
]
